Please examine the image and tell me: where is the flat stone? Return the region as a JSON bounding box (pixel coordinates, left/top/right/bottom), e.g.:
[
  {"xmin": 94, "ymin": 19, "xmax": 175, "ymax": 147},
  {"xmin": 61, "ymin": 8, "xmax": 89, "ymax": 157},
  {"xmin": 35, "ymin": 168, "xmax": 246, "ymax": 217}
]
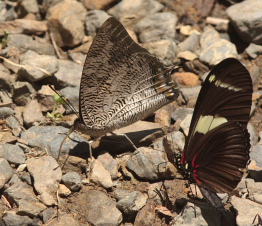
[
  {"xmin": 6, "ymin": 115, "xmax": 23, "ymax": 137},
  {"xmin": 18, "ymin": 50, "xmax": 58, "ymax": 82},
  {"xmin": 2, "ymin": 211, "xmax": 33, "ymax": 226},
  {"xmin": 0, "ymin": 107, "xmax": 14, "ymax": 118},
  {"xmin": 62, "ymin": 171, "xmax": 82, "ymax": 192},
  {"xmin": 23, "ymin": 99, "xmax": 45, "ymax": 127},
  {"xmin": 245, "ymin": 43, "xmax": 262, "ymax": 59},
  {"xmin": 0, "ymin": 158, "xmax": 14, "ymax": 189},
  {"xmin": 0, "ymin": 144, "xmax": 25, "ymax": 165},
  {"xmin": 26, "ymin": 156, "xmax": 62, "ymax": 206},
  {"xmin": 178, "ymin": 31, "xmax": 200, "ymax": 53}
]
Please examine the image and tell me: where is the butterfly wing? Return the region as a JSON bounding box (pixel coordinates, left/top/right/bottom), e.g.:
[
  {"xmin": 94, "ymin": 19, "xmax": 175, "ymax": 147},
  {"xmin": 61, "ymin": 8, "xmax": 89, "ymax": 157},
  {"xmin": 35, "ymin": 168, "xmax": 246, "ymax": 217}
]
[
  {"xmin": 182, "ymin": 58, "xmax": 252, "ymax": 193},
  {"xmin": 79, "ymin": 17, "xmax": 179, "ymax": 136}
]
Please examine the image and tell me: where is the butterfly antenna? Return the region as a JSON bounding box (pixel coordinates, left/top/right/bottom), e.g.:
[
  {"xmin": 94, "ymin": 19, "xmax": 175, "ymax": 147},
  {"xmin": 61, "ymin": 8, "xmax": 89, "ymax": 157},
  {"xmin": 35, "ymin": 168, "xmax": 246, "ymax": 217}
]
[{"xmin": 48, "ymin": 85, "xmax": 80, "ymax": 118}]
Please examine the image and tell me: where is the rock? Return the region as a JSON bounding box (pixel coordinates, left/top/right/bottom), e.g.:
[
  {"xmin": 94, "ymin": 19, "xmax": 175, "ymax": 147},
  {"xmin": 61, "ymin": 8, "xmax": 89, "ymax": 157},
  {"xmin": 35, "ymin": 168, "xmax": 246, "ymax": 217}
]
[
  {"xmin": 226, "ymin": 0, "xmax": 262, "ymax": 44},
  {"xmin": 0, "ymin": 158, "xmax": 14, "ymax": 189},
  {"xmin": 134, "ymin": 200, "xmax": 155, "ymax": 226},
  {"xmin": 142, "ymin": 40, "xmax": 177, "ymax": 66},
  {"xmin": 83, "ymin": 0, "xmax": 116, "ymax": 10},
  {"xmin": 23, "ymin": 100, "xmax": 45, "ymax": 127},
  {"xmin": 6, "ymin": 115, "xmax": 23, "ymax": 137},
  {"xmin": 20, "ymin": 126, "xmax": 90, "ymax": 159},
  {"xmin": 50, "ymin": 59, "xmax": 83, "ymax": 88},
  {"xmin": 116, "ymin": 191, "xmax": 147, "ymax": 219},
  {"xmin": 47, "ymin": 213, "xmax": 80, "ymax": 226},
  {"xmin": 177, "ymin": 51, "xmax": 197, "ymax": 61},
  {"xmin": 62, "ymin": 171, "xmax": 82, "ymax": 191},
  {"xmin": 199, "ymin": 26, "xmax": 237, "ymax": 65},
  {"xmin": 173, "ymin": 201, "xmax": 224, "ymax": 226},
  {"xmin": 0, "ymin": 107, "xmax": 14, "ymax": 118},
  {"xmin": 113, "ymin": 189, "xmax": 131, "ymax": 201},
  {"xmin": 108, "ymin": 0, "xmax": 163, "ymax": 19},
  {"xmin": 245, "ymin": 43, "xmax": 262, "ymax": 59},
  {"xmin": 249, "ymin": 140, "xmax": 262, "ymax": 181},
  {"xmin": 0, "ymin": 131, "xmax": 17, "ymax": 144},
  {"xmin": 248, "ymin": 123, "xmax": 258, "ymax": 147},
  {"xmin": 178, "ymin": 31, "xmax": 200, "ymax": 53},
  {"xmin": 135, "ymin": 12, "xmax": 178, "ymax": 43},
  {"xmin": 68, "ymin": 51, "xmax": 86, "ymax": 65},
  {"xmin": 246, "ymin": 178, "xmax": 262, "ymax": 204},
  {"xmin": 231, "ymin": 196, "xmax": 262, "ymax": 226},
  {"xmin": 0, "ymin": 144, "xmax": 25, "ymax": 165},
  {"xmin": 47, "ymin": 0, "xmax": 87, "ymax": 47},
  {"xmin": 40, "ymin": 207, "xmax": 55, "ymax": 224},
  {"xmin": 171, "ymin": 107, "xmax": 194, "ymax": 122},
  {"xmin": 18, "ymin": 50, "xmax": 59, "ymax": 82},
  {"xmin": 2, "ymin": 211, "xmax": 33, "ymax": 226},
  {"xmin": 173, "ymin": 72, "xmax": 199, "ymax": 87},
  {"xmin": 180, "ymin": 114, "xmax": 192, "ymax": 136},
  {"xmin": 12, "ymin": 81, "xmax": 36, "ymax": 106},
  {"xmin": 89, "ymin": 159, "xmax": 113, "ymax": 189},
  {"xmin": 85, "ymin": 190, "xmax": 122, "ymax": 226},
  {"xmin": 126, "ymin": 147, "xmax": 177, "ymax": 180},
  {"xmin": 58, "ymin": 184, "xmax": 72, "ymax": 197},
  {"xmin": 26, "ymin": 156, "xmax": 62, "ymax": 206},
  {"xmin": 0, "ymin": 19, "xmax": 47, "ymax": 36},
  {"xmin": 97, "ymin": 151, "xmax": 119, "ymax": 180},
  {"xmin": 85, "ymin": 10, "xmax": 110, "ymax": 36},
  {"xmin": 7, "ymin": 34, "xmax": 55, "ymax": 55},
  {"xmin": 17, "ymin": 0, "xmax": 39, "ymax": 18},
  {"xmin": 180, "ymin": 86, "xmax": 201, "ymax": 103},
  {"xmin": 4, "ymin": 175, "xmax": 46, "ymax": 217}
]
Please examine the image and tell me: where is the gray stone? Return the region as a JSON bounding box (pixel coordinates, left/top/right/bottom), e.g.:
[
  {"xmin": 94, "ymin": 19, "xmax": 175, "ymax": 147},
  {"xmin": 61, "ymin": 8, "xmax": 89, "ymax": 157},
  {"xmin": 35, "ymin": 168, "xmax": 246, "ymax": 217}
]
[
  {"xmin": 40, "ymin": 207, "xmax": 55, "ymax": 224},
  {"xmin": 18, "ymin": 50, "xmax": 59, "ymax": 82},
  {"xmin": 62, "ymin": 171, "xmax": 82, "ymax": 192},
  {"xmin": 51, "ymin": 59, "xmax": 82, "ymax": 88},
  {"xmin": 3, "ymin": 211, "xmax": 33, "ymax": 226},
  {"xmin": 7, "ymin": 34, "xmax": 55, "ymax": 55},
  {"xmin": 26, "ymin": 156, "xmax": 62, "ymax": 206},
  {"xmin": 180, "ymin": 114, "xmax": 192, "ymax": 136},
  {"xmin": 180, "ymin": 86, "xmax": 201, "ymax": 103},
  {"xmin": 13, "ymin": 81, "xmax": 36, "ymax": 106},
  {"xmin": 0, "ymin": 144, "xmax": 25, "ymax": 165},
  {"xmin": 245, "ymin": 43, "xmax": 262, "ymax": 59},
  {"xmin": 226, "ymin": 0, "xmax": 262, "ymax": 44},
  {"xmin": 173, "ymin": 201, "xmax": 222, "ymax": 226},
  {"xmin": 47, "ymin": 0, "xmax": 87, "ymax": 47},
  {"xmin": 20, "ymin": 126, "xmax": 90, "ymax": 159},
  {"xmin": 171, "ymin": 107, "xmax": 194, "ymax": 122},
  {"xmin": 134, "ymin": 200, "xmax": 155, "ymax": 226},
  {"xmin": 135, "ymin": 12, "xmax": 178, "ymax": 43},
  {"xmin": 89, "ymin": 159, "xmax": 113, "ymax": 189},
  {"xmin": 23, "ymin": 99, "xmax": 45, "ymax": 127},
  {"xmin": 178, "ymin": 31, "xmax": 200, "ymax": 53},
  {"xmin": 126, "ymin": 147, "xmax": 177, "ymax": 180},
  {"xmin": 108, "ymin": 0, "xmax": 163, "ymax": 20},
  {"xmin": 0, "ymin": 158, "xmax": 14, "ymax": 189},
  {"xmin": 246, "ymin": 178, "xmax": 262, "ymax": 204},
  {"xmin": 116, "ymin": 191, "xmax": 147, "ymax": 219},
  {"xmin": 68, "ymin": 51, "xmax": 86, "ymax": 65},
  {"xmin": 4, "ymin": 175, "xmax": 46, "ymax": 217},
  {"xmin": 6, "ymin": 116, "xmax": 23, "ymax": 137},
  {"xmin": 231, "ymin": 196, "xmax": 262, "ymax": 226},
  {"xmin": 0, "ymin": 107, "xmax": 14, "ymax": 118},
  {"xmin": 199, "ymin": 26, "xmax": 237, "ymax": 65},
  {"xmin": 85, "ymin": 10, "xmax": 110, "ymax": 36},
  {"xmin": 113, "ymin": 189, "xmax": 131, "ymax": 201},
  {"xmin": 97, "ymin": 151, "xmax": 119, "ymax": 180},
  {"xmin": 85, "ymin": 190, "xmax": 122, "ymax": 226},
  {"xmin": 248, "ymin": 123, "xmax": 258, "ymax": 147},
  {"xmin": 142, "ymin": 40, "xmax": 177, "ymax": 66}
]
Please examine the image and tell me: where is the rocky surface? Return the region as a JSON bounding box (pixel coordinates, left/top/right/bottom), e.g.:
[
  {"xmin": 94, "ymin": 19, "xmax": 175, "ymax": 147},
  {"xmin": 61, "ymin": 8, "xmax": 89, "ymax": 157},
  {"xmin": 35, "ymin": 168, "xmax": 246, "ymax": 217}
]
[{"xmin": 0, "ymin": 0, "xmax": 262, "ymax": 225}]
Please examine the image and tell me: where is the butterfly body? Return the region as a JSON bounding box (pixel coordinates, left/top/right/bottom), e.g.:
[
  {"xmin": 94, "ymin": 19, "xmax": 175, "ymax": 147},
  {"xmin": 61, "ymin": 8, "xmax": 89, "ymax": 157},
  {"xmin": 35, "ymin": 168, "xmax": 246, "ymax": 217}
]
[{"xmin": 74, "ymin": 17, "xmax": 179, "ymax": 137}]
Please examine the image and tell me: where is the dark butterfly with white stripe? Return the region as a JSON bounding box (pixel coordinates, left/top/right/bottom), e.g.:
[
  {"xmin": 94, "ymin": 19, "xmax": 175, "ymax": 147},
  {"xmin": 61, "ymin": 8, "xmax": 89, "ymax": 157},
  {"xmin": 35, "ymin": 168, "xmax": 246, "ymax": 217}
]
[{"xmin": 166, "ymin": 58, "xmax": 252, "ymax": 208}]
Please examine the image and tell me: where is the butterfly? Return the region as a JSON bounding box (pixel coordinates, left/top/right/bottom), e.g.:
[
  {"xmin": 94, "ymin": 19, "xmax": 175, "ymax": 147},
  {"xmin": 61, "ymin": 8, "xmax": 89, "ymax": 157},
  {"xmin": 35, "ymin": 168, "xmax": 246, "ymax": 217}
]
[
  {"xmin": 166, "ymin": 58, "xmax": 253, "ymax": 209},
  {"xmin": 57, "ymin": 17, "xmax": 179, "ymax": 160}
]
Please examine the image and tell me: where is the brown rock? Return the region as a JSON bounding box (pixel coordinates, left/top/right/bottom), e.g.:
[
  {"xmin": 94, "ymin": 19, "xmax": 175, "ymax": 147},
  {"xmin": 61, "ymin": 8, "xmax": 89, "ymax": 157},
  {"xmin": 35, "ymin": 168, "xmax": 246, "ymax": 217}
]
[
  {"xmin": 23, "ymin": 100, "xmax": 45, "ymax": 127},
  {"xmin": 83, "ymin": 0, "xmax": 117, "ymax": 10},
  {"xmin": 47, "ymin": 0, "xmax": 87, "ymax": 47},
  {"xmin": 173, "ymin": 72, "xmax": 199, "ymax": 87},
  {"xmin": 134, "ymin": 199, "xmax": 155, "ymax": 226}
]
